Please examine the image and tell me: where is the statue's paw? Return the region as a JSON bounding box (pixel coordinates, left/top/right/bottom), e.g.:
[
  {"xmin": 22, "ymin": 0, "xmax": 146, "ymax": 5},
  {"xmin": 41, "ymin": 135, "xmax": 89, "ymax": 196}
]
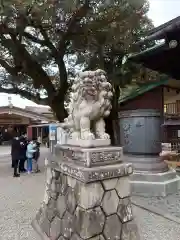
[
  {"xmin": 71, "ymin": 132, "xmax": 80, "ymax": 140},
  {"xmin": 99, "ymin": 133, "xmax": 110, "ymax": 139},
  {"xmin": 82, "ymin": 132, "xmax": 95, "ymax": 140},
  {"xmin": 87, "ymin": 133, "xmax": 95, "ymax": 140}
]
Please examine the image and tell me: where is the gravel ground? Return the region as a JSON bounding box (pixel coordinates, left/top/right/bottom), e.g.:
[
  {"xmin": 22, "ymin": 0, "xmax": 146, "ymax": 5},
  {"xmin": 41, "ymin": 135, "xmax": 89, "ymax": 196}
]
[
  {"xmin": 0, "ymin": 147, "xmax": 180, "ymax": 239},
  {"xmin": 134, "ymin": 206, "xmax": 180, "ymax": 240}
]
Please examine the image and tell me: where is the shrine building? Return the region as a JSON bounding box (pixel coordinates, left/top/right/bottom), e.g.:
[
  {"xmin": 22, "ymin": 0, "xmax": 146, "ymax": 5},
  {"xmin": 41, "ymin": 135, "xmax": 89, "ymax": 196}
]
[
  {"xmin": 0, "ymin": 95, "xmax": 55, "ymax": 142},
  {"xmin": 118, "ymin": 16, "xmax": 180, "ymax": 197},
  {"xmin": 125, "ymin": 16, "xmax": 180, "ymax": 152}
]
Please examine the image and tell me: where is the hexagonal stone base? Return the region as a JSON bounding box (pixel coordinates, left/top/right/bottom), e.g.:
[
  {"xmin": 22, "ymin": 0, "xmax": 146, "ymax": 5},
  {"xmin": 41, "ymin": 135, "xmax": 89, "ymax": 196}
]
[
  {"xmin": 32, "ymin": 161, "xmax": 139, "ymax": 240},
  {"xmin": 130, "ymin": 170, "xmax": 180, "ymax": 197}
]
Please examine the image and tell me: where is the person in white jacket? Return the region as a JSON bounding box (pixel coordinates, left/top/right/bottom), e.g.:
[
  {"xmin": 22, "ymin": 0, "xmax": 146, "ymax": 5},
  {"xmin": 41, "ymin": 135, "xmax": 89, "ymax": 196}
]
[{"xmin": 26, "ymin": 141, "xmax": 36, "ymax": 174}]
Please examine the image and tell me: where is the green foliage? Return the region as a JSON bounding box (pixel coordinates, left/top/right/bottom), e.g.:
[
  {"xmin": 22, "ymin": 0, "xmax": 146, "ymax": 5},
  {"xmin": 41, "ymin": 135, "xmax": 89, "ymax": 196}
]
[{"xmin": 0, "ymin": 0, "xmax": 153, "ymax": 121}]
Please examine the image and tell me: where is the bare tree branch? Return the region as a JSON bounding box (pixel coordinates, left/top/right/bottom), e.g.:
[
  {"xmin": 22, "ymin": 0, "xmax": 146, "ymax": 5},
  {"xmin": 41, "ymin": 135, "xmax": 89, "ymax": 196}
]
[
  {"xmin": 0, "ymin": 58, "xmax": 19, "ymax": 75},
  {"xmin": 0, "ymin": 29, "xmax": 56, "ymax": 97},
  {"xmin": 23, "ymin": 31, "xmax": 47, "ymax": 45}
]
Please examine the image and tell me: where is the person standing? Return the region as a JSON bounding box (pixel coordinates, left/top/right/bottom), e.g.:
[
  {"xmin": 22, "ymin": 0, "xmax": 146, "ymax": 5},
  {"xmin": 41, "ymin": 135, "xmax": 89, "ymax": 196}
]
[
  {"xmin": 33, "ymin": 140, "xmax": 41, "ymax": 173},
  {"xmin": 37, "ymin": 136, "xmax": 41, "ymax": 144},
  {"xmin": 19, "ymin": 135, "xmax": 28, "ymax": 172},
  {"xmin": 26, "ymin": 140, "xmax": 36, "ymax": 174},
  {"xmin": 11, "ymin": 133, "xmax": 21, "ymax": 177}
]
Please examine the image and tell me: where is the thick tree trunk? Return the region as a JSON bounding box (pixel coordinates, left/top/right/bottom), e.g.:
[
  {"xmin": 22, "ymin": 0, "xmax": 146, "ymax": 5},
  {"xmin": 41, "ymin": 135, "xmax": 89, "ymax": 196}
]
[
  {"xmin": 50, "ymin": 98, "xmax": 68, "ymax": 122},
  {"xmin": 49, "ymin": 82, "xmax": 69, "ymax": 123},
  {"xmin": 48, "ymin": 61, "xmax": 69, "ymax": 122},
  {"xmin": 105, "ymin": 86, "xmax": 120, "ymax": 146},
  {"xmin": 105, "ymin": 111, "xmax": 120, "ymax": 146}
]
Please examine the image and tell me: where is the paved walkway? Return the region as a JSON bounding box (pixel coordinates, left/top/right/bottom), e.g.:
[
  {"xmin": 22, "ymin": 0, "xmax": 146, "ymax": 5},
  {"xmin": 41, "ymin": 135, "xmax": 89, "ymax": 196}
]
[
  {"xmin": 133, "ymin": 190, "xmax": 180, "ymax": 219},
  {"xmin": 0, "ymin": 148, "xmax": 47, "ymax": 240},
  {"xmin": 0, "ymin": 146, "xmax": 11, "ymax": 157},
  {"xmin": 0, "ymin": 148, "xmax": 180, "ymax": 239},
  {"xmin": 134, "ymin": 206, "xmax": 180, "ymax": 240}
]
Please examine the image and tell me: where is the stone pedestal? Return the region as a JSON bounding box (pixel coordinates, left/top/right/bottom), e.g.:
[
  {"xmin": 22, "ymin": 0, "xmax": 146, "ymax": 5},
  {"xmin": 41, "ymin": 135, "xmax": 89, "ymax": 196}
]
[
  {"xmin": 119, "ymin": 109, "xmax": 180, "ymax": 196},
  {"xmin": 130, "ymin": 169, "xmax": 180, "ymax": 197},
  {"xmin": 32, "ymin": 145, "xmax": 140, "ymax": 240},
  {"xmin": 124, "ymin": 155, "xmax": 168, "ymax": 173}
]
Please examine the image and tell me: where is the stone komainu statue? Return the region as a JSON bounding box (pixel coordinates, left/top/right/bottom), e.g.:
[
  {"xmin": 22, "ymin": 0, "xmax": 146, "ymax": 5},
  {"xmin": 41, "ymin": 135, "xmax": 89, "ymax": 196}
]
[{"xmin": 63, "ymin": 69, "xmax": 113, "ymax": 141}]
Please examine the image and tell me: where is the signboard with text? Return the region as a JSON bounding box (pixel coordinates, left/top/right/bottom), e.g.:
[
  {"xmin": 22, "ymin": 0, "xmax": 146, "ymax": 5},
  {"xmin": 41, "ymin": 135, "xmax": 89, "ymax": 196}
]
[
  {"xmin": 49, "ymin": 124, "xmax": 57, "ymax": 141},
  {"xmin": 56, "ymin": 126, "xmax": 67, "ymax": 145}
]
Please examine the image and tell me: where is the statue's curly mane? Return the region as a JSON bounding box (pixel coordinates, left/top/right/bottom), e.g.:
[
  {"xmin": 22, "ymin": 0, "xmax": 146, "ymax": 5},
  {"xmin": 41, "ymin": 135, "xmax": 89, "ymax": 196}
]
[
  {"xmin": 70, "ymin": 69, "xmax": 112, "ymax": 111},
  {"xmin": 62, "ymin": 69, "xmax": 113, "ymax": 141}
]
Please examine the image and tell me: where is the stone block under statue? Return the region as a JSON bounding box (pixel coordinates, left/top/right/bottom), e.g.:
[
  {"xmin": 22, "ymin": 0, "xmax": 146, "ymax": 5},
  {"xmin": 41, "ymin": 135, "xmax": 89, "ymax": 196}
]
[
  {"xmin": 54, "ymin": 144, "xmax": 123, "ymax": 167},
  {"xmin": 32, "ymin": 144, "xmax": 140, "ymax": 240},
  {"xmin": 66, "ymin": 138, "xmax": 111, "ymax": 148}
]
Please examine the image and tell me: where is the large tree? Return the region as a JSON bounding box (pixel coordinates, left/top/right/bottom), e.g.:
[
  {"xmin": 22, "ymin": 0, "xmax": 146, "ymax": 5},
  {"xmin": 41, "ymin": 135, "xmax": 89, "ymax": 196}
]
[
  {"xmin": 0, "ymin": 0, "xmax": 153, "ymax": 128},
  {"xmin": 73, "ymin": 0, "xmax": 154, "ymax": 143}
]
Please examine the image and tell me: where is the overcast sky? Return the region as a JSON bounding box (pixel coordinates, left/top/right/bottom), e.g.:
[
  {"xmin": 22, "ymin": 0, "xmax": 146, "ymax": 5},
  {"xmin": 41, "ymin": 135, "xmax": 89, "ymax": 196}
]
[
  {"xmin": 3, "ymin": 0, "xmax": 180, "ymax": 108},
  {"xmin": 148, "ymin": 0, "xmax": 180, "ymax": 26}
]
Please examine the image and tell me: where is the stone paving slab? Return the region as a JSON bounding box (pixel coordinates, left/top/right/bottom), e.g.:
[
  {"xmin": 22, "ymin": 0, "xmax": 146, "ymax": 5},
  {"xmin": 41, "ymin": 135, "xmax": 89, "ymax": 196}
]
[
  {"xmin": 134, "ymin": 206, "xmax": 180, "ymax": 240},
  {"xmin": 0, "ymin": 149, "xmax": 48, "ymax": 240},
  {"xmin": 132, "ymin": 190, "xmax": 180, "ymax": 219},
  {"xmin": 0, "ymin": 146, "xmax": 11, "ymax": 157}
]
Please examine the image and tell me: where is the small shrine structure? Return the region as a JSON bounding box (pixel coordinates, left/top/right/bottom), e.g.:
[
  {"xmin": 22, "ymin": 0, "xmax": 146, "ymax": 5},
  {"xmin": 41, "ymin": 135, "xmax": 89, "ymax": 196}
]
[{"xmin": 0, "ymin": 96, "xmax": 53, "ymax": 141}]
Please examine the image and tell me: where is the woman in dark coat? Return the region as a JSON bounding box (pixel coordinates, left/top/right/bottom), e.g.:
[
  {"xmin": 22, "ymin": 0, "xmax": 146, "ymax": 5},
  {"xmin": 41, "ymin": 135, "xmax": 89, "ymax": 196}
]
[
  {"xmin": 11, "ymin": 135, "xmax": 21, "ymax": 177},
  {"xmin": 19, "ymin": 135, "xmax": 28, "ymax": 172}
]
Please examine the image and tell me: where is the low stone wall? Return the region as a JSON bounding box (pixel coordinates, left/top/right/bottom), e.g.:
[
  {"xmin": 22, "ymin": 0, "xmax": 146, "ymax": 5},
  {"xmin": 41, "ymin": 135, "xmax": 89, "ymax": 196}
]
[{"xmin": 32, "ymin": 161, "xmax": 140, "ymax": 240}]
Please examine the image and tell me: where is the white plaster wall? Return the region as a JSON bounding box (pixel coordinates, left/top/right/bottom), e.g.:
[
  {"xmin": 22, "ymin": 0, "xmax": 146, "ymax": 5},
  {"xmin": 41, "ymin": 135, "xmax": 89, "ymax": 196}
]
[{"xmin": 164, "ymin": 88, "xmax": 180, "ymax": 104}]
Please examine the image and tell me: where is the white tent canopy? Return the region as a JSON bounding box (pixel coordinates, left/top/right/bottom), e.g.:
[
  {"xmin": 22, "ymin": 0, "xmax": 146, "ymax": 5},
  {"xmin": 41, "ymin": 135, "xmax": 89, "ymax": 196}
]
[{"xmin": 0, "ymin": 93, "xmax": 49, "ymax": 109}]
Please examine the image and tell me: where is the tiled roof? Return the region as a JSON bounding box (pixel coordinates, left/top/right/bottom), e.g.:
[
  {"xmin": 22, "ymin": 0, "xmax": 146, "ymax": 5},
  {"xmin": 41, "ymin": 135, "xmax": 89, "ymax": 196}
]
[{"xmin": 119, "ymin": 78, "xmax": 168, "ymax": 104}]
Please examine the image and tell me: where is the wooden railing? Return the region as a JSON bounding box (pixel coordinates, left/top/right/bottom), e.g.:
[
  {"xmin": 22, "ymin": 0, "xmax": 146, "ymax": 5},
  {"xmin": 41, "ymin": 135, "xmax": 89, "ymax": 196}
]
[
  {"xmin": 162, "ymin": 141, "xmax": 180, "ymax": 153},
  {"xmin": 164, "ymin": 102, "xmax": 180, "ymax": 115}
]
